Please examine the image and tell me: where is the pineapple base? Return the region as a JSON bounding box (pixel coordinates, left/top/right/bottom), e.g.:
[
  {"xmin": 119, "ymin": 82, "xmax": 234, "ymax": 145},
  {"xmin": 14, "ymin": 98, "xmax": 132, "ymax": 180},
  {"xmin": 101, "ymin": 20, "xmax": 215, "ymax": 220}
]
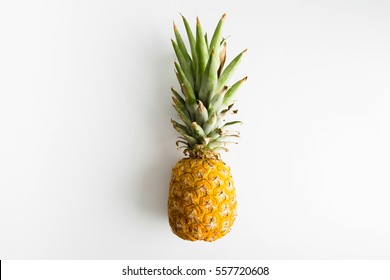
[{"xmin": 168, "ymin": 157, "xmax": 237, "ymax": 242}]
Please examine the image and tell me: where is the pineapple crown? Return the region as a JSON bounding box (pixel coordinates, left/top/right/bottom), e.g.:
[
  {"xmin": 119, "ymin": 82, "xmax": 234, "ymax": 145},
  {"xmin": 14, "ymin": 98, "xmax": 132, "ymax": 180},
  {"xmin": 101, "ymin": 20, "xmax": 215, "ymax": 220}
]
[{"xmin": 171, "ymin": 13, "xmax": 247, "ymax": 159}]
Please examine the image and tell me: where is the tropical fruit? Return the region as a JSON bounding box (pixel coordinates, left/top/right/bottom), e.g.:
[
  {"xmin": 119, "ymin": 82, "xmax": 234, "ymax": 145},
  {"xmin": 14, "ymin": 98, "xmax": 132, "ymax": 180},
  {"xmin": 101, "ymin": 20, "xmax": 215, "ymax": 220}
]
[{"xmin": 168, "ymin": 14, "xmax": 247, "ymax": 241}]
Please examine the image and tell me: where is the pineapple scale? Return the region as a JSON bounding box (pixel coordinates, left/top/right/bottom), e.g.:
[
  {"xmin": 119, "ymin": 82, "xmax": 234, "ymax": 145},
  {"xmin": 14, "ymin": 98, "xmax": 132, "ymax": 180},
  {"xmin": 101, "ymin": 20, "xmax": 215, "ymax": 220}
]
[{"xmin": 168, "ymin": 157, "xmax": 237, "ymax": 241}]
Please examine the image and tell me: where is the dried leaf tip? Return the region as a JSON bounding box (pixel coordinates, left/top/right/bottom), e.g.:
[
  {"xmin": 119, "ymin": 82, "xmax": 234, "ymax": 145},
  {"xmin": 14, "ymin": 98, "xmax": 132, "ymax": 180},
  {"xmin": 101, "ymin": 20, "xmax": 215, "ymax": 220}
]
[
  {"xmin": 221, "ymin": 13, "xmax": 227, "ymax": 20},
  {"xmin": 197, "ymin": 99, "xmax": 205, "ymax": 106},
  {"xmin": 173, "ymin": 21, "xmax": 177, "ymax": 32},
  {"xmin": 196, "ymin": 16, "xmax": 200, "ymax": 26},
  {"xmin": 243, "ymin": 48, "xmax": 248, "ymax": 54},
  {"xmin": 242, "ymin": 76, "xmax": 248, "ymax": 82}
]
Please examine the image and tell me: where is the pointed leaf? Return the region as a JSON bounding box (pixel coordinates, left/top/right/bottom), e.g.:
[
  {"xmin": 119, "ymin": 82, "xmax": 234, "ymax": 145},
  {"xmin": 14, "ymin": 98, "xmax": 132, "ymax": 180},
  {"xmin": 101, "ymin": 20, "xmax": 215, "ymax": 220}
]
[
  {"xmin": 195, "ymin": 17, "xmax": 209, "ymax": 90},
  {"xmin": 174, "ymin": 69, "xmax": 184, "ymax": 92},
  {"xmin": 199, "ymin": 50, "xmax": 219, "ymax": 105},
  {"xmin": 208, "ymin": 129, "xmax": 222, "ymax": 141},
  {"xmin": 195, "ymin": 100, "xmax": 208, "ymax": 126},
  {"xmin": 208, "ymin": 86, "xmax": 228, "ymax": 115},
  {"xmin": 207, "ymin": 140, "xmax": 226, "ymax": 150},
  {"xmin": 172, "ymin": 120, "xmax": 197, "ymax": 146},
  {"xmin": 182, "ymin": 83, "xmax": 197, "ymax": 118},
  {"xmin": 191, "ymin": 122, "xmax": 207, "ymax": 140},
  {"xmin": 171, "ymin": 39, "xmax": 194, "ymax": 87},
  {"xmin": 172, "ymin": 101, "xmax": 192, "ymax": 128},
  {"xmin": 181, "ymin": 14, "xmax": 197, "ymax": 66},
  {"xmin": 209, "ymin": 13, "xmax": 226, "ymax": 56},
  {"xmin": 171, "ymin": 119, "xmax": 189, "ymax": 134},
  {"xmin": 203, "ymin": 113, "xmax": 217, "ymax": 135},
  {"xmin": 175, "ymin": 62, "xmax": 196, "ymax": 108},
  {"xmin": 173, "ymin": 22, "xmax": 192, "ymax": 65},
  {"xmin": 182, "ymin": 134, "xmax": 198, "ymax": 147},
  {"xmin": 214, "ymin": 104, "xmax": 234, "ymax": 129},
  {"xmin": 217, "ymin": 49, "xmax": 247, "ymax": 91},
  {"xmin": 222, "ymin": 76, "xmax": 247, "ymax": 108},
  {"xmin": 171, "ymin": 87, "xmax": 185, "ymax": 106},
  {"xmin": 222, "ymin": 121, "xmax": 243, "ymax": 128},
  {"xmin": 217, "ymin": 42, "xmax": 227, "ymax": 77}
]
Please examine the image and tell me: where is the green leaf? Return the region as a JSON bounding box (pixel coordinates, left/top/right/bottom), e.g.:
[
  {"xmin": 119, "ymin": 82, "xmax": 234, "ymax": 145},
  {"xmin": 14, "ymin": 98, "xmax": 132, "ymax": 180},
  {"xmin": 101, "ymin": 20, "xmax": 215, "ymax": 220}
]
[
  {"xmin": 173, "ymin": 22, "xmax": 192, "ymax": 65},
  {"xmin": 208, "ymin": 128, "xmax": 223, "ymax": 141},
  {"xmin": 181, "ymin": 14, "xmax": 198, "ymax": 81},
  {"xmin": 222, "ymin": 76, "xmax": 247, "ymax": 108},
  {"xmin": 217, "ymin": 49, "xmax": 247, "ymax": 91},
  {"xmin": 172, "ymin": 120, "xmax": 198, "ymax": 147},
  {"xmin": 195, "ymin": 17, "xmax": 209, "ymax": 92},
  {"xmin": 174, "ymin": 69, "xmax": 183, "ymax": 90},
  {"xmin": 199, "ymin": 50, "xmax": 219, "ymax": 105},
  {"xmin": 208, "ymin": 86, "xmax": 228, "ymax": 115},
  {"xmin": 172, "ymin": 95, "xmax": 186, "ymax": 113},
  {"xmin": 191, "ymin": 122, "xmax": 207, "ymax": 140},
  {"xmin": 171, "ymin": 87, "xmax": 185, "ymax": 106},
  {"xmin": 223, "ymin": 121, "xmax": 243, "ymax": 128},
  {"xmin": 175, "ymin": 62, "xmax": 197, "ymax": 110},
  {"xmin": 195, "ymin": 100, "xmax": 208, "ymax": 126},
  {"xmin": 171, "ymin": 119, "xmax": 189, "ymax": 135},
  {"xmin": 209, "ymin": 13, "xmax": 226, "ymax": 56},
  {"xmin": 171, "ymin": 39, "xmax": 194, "ymax": 87},
  {"xmin": 181, "ymin": 14, "xmax": 197, "ymax": 66},
  {"xmin": 172, "ymin": 100, "xmax": 192, "ymax": 128},
  {"xmin": 208, "ymin": 139, "xmax": 237, "ymax": 150},
  {"xmin": 203, "ymin": 113, "xmax": 217, "ymax": 136},
  {"xmin": 182, "ymin": 83, "xmax": 197, "ymax": 118},
  {"xmin": 214, "ymin": 104, "xmax": 234, "ymax": 129},
  {"xmin": 207, "ymin": 140, "xmax": 226, "ymax": 150}
]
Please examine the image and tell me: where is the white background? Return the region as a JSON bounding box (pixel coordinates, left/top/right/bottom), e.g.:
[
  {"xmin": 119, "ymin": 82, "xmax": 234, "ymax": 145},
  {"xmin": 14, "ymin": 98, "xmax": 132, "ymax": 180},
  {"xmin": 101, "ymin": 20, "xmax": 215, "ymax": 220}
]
[{"xmin": 0, "ymin": 0, "xmax": 389, "ymax": 259}]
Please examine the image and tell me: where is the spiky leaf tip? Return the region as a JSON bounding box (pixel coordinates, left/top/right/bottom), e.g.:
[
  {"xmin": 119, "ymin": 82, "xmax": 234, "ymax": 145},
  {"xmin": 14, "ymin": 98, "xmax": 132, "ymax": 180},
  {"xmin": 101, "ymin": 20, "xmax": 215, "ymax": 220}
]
[{"xmin": 170, "ymin": 14, "xmax": 247, "ymax": 158}]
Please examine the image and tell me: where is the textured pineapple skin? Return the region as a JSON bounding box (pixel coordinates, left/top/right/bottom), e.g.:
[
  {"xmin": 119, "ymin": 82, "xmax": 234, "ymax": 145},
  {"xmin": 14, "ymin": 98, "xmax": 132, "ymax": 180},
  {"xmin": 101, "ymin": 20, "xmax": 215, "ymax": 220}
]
[{"xmin": 168, "ymin": 157, "xmax": 237, "ymax": 242}]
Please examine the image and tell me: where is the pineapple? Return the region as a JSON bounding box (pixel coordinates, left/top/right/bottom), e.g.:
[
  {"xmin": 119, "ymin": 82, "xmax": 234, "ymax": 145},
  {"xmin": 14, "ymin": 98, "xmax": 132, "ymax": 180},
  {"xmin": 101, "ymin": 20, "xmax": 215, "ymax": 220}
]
[{"xmin": 168, "ymin": 14, "xmax": 247, "ymax": 242}]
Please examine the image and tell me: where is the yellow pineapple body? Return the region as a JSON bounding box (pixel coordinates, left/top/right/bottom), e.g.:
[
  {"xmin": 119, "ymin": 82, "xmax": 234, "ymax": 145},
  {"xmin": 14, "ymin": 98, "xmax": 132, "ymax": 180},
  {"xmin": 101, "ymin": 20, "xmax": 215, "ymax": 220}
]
[{"xmin": 168, "ymin": 157, "xmax": 237, "ymax": 242}]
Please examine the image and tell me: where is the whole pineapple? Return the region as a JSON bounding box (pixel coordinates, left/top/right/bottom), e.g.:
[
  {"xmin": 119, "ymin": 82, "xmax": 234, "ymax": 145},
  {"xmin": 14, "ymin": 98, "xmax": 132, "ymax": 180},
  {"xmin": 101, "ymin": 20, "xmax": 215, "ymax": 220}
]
[{"xmin": 168, "ymin": 14, "xmax": 247, "ymax": 242}]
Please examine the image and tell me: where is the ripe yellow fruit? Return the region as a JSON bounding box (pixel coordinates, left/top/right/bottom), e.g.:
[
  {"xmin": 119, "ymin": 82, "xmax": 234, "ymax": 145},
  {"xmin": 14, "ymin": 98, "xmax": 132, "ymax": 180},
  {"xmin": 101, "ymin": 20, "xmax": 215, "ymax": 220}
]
[
  {"xmin": 168, "ymin": 157, "xmax": 237, "ymax": 241},
  {"xmin": 168, "ymin": 14, "xmax": 246, "ymax": 241}
]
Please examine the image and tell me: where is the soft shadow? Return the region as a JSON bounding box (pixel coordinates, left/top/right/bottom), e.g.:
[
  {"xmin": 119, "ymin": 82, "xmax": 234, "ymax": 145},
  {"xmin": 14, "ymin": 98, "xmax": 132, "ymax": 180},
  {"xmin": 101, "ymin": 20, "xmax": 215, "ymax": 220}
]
[
  {"xmin": 132, "ymin": 24, "xmax": 181, "ymax": 219},
  {"xmin": 138, "ymin": 153, "xmax": 178, "ymax": 219}
]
